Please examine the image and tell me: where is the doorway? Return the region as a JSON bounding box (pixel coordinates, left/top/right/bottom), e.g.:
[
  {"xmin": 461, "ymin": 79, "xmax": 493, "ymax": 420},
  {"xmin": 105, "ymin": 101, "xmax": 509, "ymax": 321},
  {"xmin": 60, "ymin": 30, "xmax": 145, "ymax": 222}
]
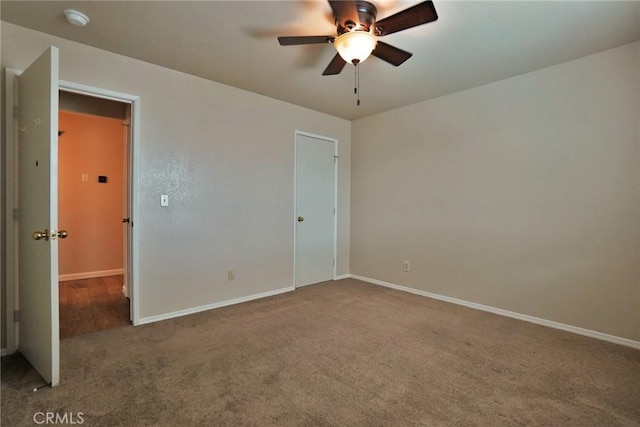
[
  {"xmin": 57, "ymin": 91, "xmax": 131, "ymax": 338},
  {"xmin": 294, "ymin": 131, "xmax": 337, "ymax": 287}
]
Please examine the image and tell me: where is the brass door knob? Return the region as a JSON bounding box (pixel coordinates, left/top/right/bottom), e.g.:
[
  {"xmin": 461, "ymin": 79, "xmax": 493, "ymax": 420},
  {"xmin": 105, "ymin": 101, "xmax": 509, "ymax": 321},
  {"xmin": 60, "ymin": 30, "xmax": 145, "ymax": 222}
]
[
  {"xmin": 297, "ymin": 216, "xmax": 304, "ymax": 222},
  {"xmin": 32, "ymin": 229, "xmax": 50, "ymax": 241},
  {"xmin": 57, "ymin": 230, "xmax": 68, "ymax": 239}
]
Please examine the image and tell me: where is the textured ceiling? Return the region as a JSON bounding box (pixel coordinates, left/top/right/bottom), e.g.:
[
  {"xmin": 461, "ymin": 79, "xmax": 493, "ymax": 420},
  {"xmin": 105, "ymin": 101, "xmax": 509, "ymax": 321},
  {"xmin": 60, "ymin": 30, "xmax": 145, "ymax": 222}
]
[{"xmin": 2, "ymin": 1, "xmax": 639, "ymax": 120}]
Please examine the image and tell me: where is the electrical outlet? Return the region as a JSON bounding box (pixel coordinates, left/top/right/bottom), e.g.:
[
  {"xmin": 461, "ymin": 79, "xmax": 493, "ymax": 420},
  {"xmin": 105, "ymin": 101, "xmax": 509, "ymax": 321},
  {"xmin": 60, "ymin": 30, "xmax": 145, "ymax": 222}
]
[
  {"xmin": 228, "ymin": 270, "xmax": 235, "ymax": 281},
  {"xmin": 403, "ymin": 261, "xmax": 410, "ymax": 272}
]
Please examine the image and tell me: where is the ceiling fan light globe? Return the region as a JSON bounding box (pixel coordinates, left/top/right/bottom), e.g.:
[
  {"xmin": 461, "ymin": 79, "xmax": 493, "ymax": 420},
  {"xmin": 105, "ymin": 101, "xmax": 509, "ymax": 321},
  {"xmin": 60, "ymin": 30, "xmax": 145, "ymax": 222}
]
[{"xmin": 334, "ymin": 31, "xmax": 377, "ymax": 65}]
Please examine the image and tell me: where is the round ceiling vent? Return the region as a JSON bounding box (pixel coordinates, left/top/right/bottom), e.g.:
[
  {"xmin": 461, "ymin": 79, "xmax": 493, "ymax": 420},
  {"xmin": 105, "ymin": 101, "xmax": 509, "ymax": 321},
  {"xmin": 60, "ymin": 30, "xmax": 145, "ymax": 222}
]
[{"xmin": 63, "ymin": 9, "xmax": 90, "ymax": 27}]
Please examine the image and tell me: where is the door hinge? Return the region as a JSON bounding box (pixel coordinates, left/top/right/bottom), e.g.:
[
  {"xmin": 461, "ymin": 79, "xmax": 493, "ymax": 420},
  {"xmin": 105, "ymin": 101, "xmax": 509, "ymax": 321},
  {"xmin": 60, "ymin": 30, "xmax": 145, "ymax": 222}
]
[
  {"xmin": 14, "ymin": 309, "xmax": 20, "ymax": 322},
  {"xmin": 333, "ymin": 207, "xmax": 336, "ymax": 215},
  {"xmin": 13, "ymin": 105, "xmax": 19, "ymax": 120}
]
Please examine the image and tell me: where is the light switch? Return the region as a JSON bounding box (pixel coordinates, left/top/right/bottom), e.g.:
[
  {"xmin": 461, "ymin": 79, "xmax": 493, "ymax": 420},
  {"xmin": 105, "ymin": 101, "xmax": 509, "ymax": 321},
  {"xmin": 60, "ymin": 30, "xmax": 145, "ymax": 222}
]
[{"xmin": 160, "ymin": 194, "xmax": 169, "ymax": 207}]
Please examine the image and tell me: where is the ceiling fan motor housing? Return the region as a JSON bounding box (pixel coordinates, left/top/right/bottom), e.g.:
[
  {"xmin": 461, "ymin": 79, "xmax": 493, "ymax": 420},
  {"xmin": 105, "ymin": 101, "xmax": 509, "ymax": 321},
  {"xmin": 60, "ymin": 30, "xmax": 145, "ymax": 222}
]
[{"xmin": 336, "ymin": 0, "xmax": 377, "ymax": 35}]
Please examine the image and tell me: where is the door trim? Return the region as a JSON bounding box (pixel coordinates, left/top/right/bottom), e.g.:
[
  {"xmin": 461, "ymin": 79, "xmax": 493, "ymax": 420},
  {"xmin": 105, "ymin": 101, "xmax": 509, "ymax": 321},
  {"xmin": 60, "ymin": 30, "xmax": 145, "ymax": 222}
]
[
  {"xmin": 3, "ymin": 71, "xmax": 141, "ymax": 354},
  {"xmin": 3, "ymin": 68, "xmax": 20, "ymax": 354},
  {"xmin": 293, "ymin": 130, "xmax": 338, "ymax": 289}
]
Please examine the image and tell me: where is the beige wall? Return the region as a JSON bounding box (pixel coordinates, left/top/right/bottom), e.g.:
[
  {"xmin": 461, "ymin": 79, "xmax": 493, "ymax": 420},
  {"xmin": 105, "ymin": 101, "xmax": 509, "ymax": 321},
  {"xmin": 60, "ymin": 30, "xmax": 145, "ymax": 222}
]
[
  {"xmin": 351, "ymin": 42, "xmax": 640, "ymax": 341},
  {"xmin": 58, "ymin": 111, "xmax": 124, "ymax": 276},
  {"xmin": 1, "ymin": 22, "xmax": 351, "ymax": 324}
]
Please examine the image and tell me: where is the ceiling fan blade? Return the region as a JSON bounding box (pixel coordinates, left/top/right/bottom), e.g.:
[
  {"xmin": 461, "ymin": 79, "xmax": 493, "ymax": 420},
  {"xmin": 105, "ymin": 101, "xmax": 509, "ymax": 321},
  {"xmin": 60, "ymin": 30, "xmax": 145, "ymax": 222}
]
[
  {"xmin": 278, "ymin": 36, "xmax": 335, "ymax": 46},
  {"xmin": 374, "ymin": 1, "xmax": 438, "ymax": 36},
  {"xmin": 372, "ymin": 41, "xmax": 413, "ymax": 66},
  {"xmin": 322, "ymin": 53, "xmax": 347, "ymax": 75}
]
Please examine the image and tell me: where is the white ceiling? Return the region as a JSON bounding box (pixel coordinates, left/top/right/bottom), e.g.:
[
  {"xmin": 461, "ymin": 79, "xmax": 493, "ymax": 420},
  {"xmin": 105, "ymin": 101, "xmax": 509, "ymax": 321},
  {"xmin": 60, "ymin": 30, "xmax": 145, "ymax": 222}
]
[{"xmin": 2, "ymin": 1, "xmax": 639, "ymax": 120}]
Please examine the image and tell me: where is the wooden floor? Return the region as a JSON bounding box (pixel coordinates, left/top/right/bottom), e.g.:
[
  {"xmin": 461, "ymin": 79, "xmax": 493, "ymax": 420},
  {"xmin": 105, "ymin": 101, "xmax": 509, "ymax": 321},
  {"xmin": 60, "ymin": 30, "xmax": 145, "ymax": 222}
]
[{"xmin": 59, "ymin": 275, "xmax": 131, "ymax": 339}]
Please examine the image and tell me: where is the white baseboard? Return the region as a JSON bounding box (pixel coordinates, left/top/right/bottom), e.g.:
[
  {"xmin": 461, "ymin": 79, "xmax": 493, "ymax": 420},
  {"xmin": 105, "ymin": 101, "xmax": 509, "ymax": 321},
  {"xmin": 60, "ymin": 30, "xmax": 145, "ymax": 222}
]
[
  {"xmin": 59, "ymin": 269, "xmax": 124, "ymax": 282},
  {"xmin": 122, "ymin": 285, "xmax": 128, "ymax": 298},
  {"xmin": 348, "ymin": 274, "xmax": 640, "ymax": 350},
  {"xmin": 334, "ymin": 274, "xmax": 351, "ymax": 280},
  {"xmin": 138, "ymin": 286, "xmax": 295, "ymax": 325}
]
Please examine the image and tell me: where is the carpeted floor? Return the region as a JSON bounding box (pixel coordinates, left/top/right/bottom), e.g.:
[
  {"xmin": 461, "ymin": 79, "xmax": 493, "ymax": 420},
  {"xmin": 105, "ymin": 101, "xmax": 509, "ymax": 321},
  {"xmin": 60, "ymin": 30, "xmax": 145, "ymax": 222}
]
[{"xmin": 2, "ymin": 278, "xmax": 639, "ymax": 426}]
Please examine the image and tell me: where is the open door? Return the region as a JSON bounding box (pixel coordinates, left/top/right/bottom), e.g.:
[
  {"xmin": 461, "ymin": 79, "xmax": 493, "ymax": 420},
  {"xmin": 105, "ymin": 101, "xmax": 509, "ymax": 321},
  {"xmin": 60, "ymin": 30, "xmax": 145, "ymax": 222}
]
[{"xmin": 17, "ymin": 47, "xmax": 61, "ymax": 386}]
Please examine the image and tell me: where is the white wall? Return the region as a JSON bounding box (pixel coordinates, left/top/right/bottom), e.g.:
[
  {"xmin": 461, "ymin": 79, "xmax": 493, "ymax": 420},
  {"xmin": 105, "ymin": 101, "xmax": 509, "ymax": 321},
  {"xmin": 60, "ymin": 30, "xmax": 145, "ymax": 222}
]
[
  {"xmin": 351, "ymin": 42, "xmax": 640, "ymax": 341},
  {"xmin": 1, "ymin": 22, "xmax": 351, "ymax": 323}
]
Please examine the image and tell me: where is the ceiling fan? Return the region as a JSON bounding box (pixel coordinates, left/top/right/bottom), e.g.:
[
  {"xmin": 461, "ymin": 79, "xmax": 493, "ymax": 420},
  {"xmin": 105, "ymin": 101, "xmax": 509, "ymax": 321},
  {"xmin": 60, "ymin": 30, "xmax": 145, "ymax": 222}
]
[{"xmin": 278, "ymin": 0, "xmax": 438, "ymax": 75}]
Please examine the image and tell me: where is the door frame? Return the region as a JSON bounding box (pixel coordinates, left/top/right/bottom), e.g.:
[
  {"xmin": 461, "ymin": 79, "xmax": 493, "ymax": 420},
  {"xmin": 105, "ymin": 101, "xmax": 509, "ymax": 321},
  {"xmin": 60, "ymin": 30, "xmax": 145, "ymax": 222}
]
[
  {"xmin": 3, "ymin": 70, "xmax": 141, "ymax": 354},
  {"xmin": 292, "ymin": 130, "xmax": 338, "ymax": 288}
]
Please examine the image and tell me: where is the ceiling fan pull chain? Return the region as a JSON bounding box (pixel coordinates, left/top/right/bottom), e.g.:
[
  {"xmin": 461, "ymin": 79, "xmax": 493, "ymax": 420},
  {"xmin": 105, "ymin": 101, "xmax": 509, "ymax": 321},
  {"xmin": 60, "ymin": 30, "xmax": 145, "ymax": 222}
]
[
  {"xmin": 354, "ymin": 64, "xmax": 357, "ymax": 95},
  {"xmin": 355, "ymin": 64, "xmax": 361, "ymax": 106}
]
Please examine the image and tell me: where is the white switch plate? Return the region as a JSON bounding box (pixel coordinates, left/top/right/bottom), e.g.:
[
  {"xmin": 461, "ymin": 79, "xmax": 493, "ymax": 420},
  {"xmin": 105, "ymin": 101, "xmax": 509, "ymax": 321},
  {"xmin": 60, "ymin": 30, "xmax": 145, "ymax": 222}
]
[
  {"xmin": 160, "ymin": 194, "xmax": 169, "ymax": 206},
  {"xmin": 403, "ymin": 260, "xmax": 410, "ymax": 272}
]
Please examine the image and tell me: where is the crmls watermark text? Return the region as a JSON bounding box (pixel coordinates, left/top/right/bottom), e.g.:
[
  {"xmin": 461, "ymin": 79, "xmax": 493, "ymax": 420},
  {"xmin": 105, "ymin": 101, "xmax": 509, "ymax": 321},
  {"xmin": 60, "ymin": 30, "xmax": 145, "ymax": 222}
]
[{"xmin": 33, "ymin": 412, "xmax": 85, "ymax": 425}]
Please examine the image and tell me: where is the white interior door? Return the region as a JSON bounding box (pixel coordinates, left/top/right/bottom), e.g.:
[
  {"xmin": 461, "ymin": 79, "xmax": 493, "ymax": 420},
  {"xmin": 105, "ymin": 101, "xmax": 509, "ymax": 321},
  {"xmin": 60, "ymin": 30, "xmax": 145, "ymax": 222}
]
[
  {"xmin": 17, "ymin": 46, "xmax": 60, "ymax": 386},
  {"xmin": 295, "ymin": 133, "xmax": 336, "ymax": 287}
]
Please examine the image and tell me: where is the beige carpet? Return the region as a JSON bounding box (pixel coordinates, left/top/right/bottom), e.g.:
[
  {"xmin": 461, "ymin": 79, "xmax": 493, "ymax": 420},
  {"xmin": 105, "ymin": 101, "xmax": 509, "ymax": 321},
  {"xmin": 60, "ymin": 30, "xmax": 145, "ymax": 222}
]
[{"xmin": 2, "ymin": 278, "xmax": 639, "ymax": 426}]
